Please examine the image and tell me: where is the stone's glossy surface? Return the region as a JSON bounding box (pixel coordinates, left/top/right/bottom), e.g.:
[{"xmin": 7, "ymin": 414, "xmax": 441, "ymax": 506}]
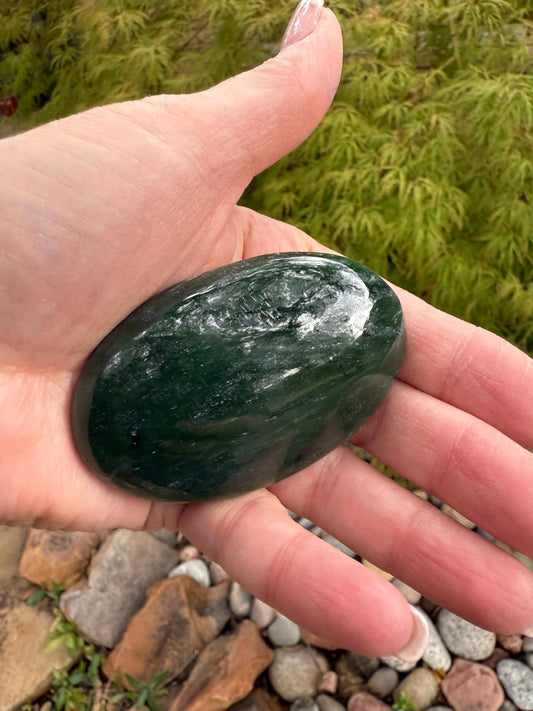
[{"xmin": 72, "ymin": 253, "xmax": 405, "ymax": 502}]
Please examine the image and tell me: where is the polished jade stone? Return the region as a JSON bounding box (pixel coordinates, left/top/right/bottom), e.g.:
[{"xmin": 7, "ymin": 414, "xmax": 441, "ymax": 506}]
[{"xmin": 71, "ymin": 253, "xmax": 405, "ymax": 502}]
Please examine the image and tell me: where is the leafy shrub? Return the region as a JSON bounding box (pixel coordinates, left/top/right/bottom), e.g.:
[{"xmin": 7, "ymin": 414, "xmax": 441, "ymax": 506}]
[{"xmin": 1, "ymin": 0, "xmax": 531, "ymax": 352}]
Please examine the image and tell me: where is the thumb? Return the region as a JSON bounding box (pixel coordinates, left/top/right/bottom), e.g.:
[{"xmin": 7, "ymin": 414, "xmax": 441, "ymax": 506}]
[{"xmin": 150, "ymin": 2, "xmax": 343, "ymax": 189}]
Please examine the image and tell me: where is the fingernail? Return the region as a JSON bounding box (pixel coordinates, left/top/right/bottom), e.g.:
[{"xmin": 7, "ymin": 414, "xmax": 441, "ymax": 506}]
[
  {"xmin": 523, "ymin": 626, "xmax": 533, "ymax": 637},
  {"xmin": 280, "ymin": 0, "xmax": 324, "ymax": 50},
  {"xmin": 395, "ymin": 605, "xmax": 429, "ymax": 662}
]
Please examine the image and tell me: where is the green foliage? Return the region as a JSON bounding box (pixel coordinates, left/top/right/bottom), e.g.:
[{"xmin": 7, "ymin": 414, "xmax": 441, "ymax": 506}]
[
  {"xmin": 50, "ymin": 651, "xmax": 103, "ymax": 711},
  {"xmin": 392, "ymin": 691, "xmax": 418, "ymax": 711},
  {"xmin": 1, "ymin": 0, "xmax": 532, "ymax": 352},
  {"xmin": 109, "ymin": 670, "xmax": 170, "ymax": 711}
]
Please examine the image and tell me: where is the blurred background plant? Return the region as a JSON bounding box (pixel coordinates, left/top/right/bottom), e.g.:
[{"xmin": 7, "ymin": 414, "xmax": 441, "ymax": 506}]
[{"xmin": 1, "ymin": 0, "xmax": 532, "ymax": 353}]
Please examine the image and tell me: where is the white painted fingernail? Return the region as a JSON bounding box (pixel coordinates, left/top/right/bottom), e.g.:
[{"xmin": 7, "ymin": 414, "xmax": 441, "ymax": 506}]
[{"xmin": 395, "ymin": 605, "xmax": 429, "ymax": 662}]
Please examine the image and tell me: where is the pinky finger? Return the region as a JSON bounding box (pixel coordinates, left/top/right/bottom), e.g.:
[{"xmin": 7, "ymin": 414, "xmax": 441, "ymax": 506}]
[{"xmin": 176, "ymin": 488, "xmax": 426, "ymax": 658}]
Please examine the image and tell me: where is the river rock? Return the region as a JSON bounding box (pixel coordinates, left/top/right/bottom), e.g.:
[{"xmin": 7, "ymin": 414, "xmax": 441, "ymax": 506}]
[
  {"xmin": 269, "ymin": 647, "xmax": 325, "ymax": 701},
  {"xmin": 168, "ymin": 558, "xmax": 211, "ymax": 587},
  {"xmin": 391, "ymin": 578, "xmax": 422, "ymax": 605},
  {"xmin": 366, "ymin": 667, "xmax": 399, "ymax": 698},
  {"xmin": 103, "ymin": 576, "xmax": 230, "ymax": 684},
  {"xmin": 316, "ymin": 695, "xmax": 346, "ymax": 711},
  {"xmin": 229, "ymin": 689, "xmax": 284, "ymax": 711},
  {"xmin": 229, "ymin": 581, "xmax": 253, "ymax": 617},
  {"xmin": 0, "ymin": 577, "xmax": 72, "ymax": 711},
  {"xmin": 60, "ymin": 529, "xmax": 177, "ymax": 647},
  {"xmin": 393, "ymin": 667, "xmax": 439, "ymax": 710},
  {"xmin": 347, "ymin": 692, "xmax": 391, "ymax": 711},
  {"xmin": 417, "ymin": 608, "xmax": 451, "ymax": 672},
  {"xmin": 380, "ymin": 654, "xmax": 417, "ymax": 673},
  {"xmin": 497, "ymin": 659, "xmax": 533, "ymax": 710},
  {"xmin": 268, "ymin": 614, "xmax": 301, "ymax": 646},
  {"xmin": 335, "ymin": 654, "xmax": 366, "ymax": 698},
  {"xmin": 250, "ymin": 597, "xmax": 276, "ymax": 628},
  {"xmin": 497, "ymin": 634, "xmax": 523, "ymax": 654},
  {"xmin": 441, "ymin": 658, "xmax": 504, "ymax": 711},
  {"xmin": 318, "ymin": 671, "xmax": 338, "ymax": 695},
  {"xmin": 0, "ymin": 526, "xmax": 28, "ymax": 580},
  {"xmin": 290, "ymin": 699, "xmax": 319, "ymax": 711},
  {"xmin": 437, "ymin": 609, "xmax": 496, "ymax": 660},
  {"xmin": 19, "ymin": 529, "xmax": 100, "ymax": 589},
  {"xmin": 169, "ymin": 620, "xmax": 273, "ymax": 711}
]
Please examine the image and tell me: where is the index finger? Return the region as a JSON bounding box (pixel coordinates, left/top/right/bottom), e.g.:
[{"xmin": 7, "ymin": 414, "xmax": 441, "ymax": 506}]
[{"xmin": 396, "ymin": 287, "xmax": 533, "ymax": 448}]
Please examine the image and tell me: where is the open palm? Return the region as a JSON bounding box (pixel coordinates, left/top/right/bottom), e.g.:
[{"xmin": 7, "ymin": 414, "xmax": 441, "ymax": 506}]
[{"xmin": 1, "ymin": 7, "xmax": 532, "ymax": 658}]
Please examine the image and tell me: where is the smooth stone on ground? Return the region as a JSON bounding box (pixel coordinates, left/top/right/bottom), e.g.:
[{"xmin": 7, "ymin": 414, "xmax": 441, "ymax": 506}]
[
  {"xmin": 441, "ymin": 658, "xmax": 504, "ymax": 711},
  {"xmin": 267, "ymin": 614, "xmax": 301, "ymax": 647},
  {"xmin": 18, "ymin": 529, "xmax": 99, "ymax": 589},
  {"xmin": 393, "ymin": 667, "xmax": 439, "ymax": 711},
  {"xmin": 391, "ymin": 578, "xmax": 422, "ymax": 605},
  {"xmin": 320, "ymin": 533, "xmax": 356, "ymax": 558},
  {"xmin": 335, "ymin": 655, "xmax": 366, "ymax": 698},
  {"xmin": 0, "ymin": 526, "xmax": 28, "ymax": 580},
  {"xmin": 290, "ymin": 699, "xmax": 319, "ymax": 711},
  {"xmin": 169, "ymin": 620, "xmax": 273, "ymax": 711},
  {"xmin": 497, "ymin": 659, "xmax": 533, "ymax": 710},
  {"xmin": 168, "ymin": 558, "xmax": 211, "ymax": 587},
  {"xmin": 497, "ymin": 634, "xmax": 523, "ymax": 654},
  {"xmin": 347, "ymin": 692, "xmax": 391, "ymax": 711},
  {"xmin": 316, "ymin": 695, "xmax": 346, "ymax": 711},
  {"xmin": 523, "ymin": 637, "xmax": 533, "ymax": 654},
  {"xmin": 318, "ymin": 671, "xmax": 338, "ymax": 695},
  {"xmin": 346, "ymin": 654, "xmax": 380, "ymax": 680},
  {"xmin": 103, "ymin": 576, "xmax": 230, "ymax": 685},
  {"xmin": 437, "ymin": 609, "xmax": 496, "ymax": 660},
  {"xmin": 229, "ymin": 582, "xmax": 253, "ymax": 618},
  {"xmin": 209, "ymin": 561, "xmax": 230, "ymax": 584},
  {"xmin": 229, "ymin": 688, "xmax": 284, "ymax": 711},
  {"xmin": 498, "ymin": 702, "xmax": 518, "ymax": 711},
  {"xmin": 366, "ymin": 667, "xmax": 399, "ymax": 698},
  {"xmin": 0, "ymin": 577, "xmax": 73, "ymax": 711},
  {"xmin": 250, "ymin": 598, "xmax": 276, "ymax": 629},
  {"xmin": 60, "ymin": 529, "xmax": 178, "ymax": 647},
  {"xmin": 269, "ymin": 647, "xmax": 327, "ymax": 701},
  {"xmin": 417, "ymin": 608, "xmax": 452, "ymax": 672}
]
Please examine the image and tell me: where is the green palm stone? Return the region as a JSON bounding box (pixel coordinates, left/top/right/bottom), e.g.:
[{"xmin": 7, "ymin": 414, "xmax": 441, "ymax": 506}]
[{"xmin": 71, "ymin": 253, "xmax": 405, "ymax": 501}]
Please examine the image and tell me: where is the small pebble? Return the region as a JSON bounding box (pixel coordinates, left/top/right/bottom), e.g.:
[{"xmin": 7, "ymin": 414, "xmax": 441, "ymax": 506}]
[
  {"xmin": 269, "ymin": 647, "xmax": 323, "ymax": 701},
  {"xmin": 441, "ymin": 503, "xmax": 476, "ymax": 529},
  {"xmin": 168, "ymin": 558, "xmax": 211, "ymax": 586},
  {"xmin": 151, "ymin": 528, "xmax": 177, "ymax": 547},
  {"xmin": 393, "ymin": 667, "xmax": 439, "ymax": 710},
  {"xmin": 497, "ymin": 659, "xmax": 533, "ymax": 711},
  {"xmin": 268, "ymin": 614, "xmax": 301, "ymax": 647},
  {"xmin": 498, "ymin": 701, "xmax": 518, "ymax": 711},
  {"xmin": 497, "ymin": 634, "xmax": 522, "ymax": 654},
  {"xmin": 316, "ymin": 695, "xmax": 346, "ymax": 711},
  {"xmin": 346, "ymin": 653, "xmax": 380, "ymax": 679},
  {"xmin": 437, "ymin": 609, "xmax": 496, "ymax": 660},
  {"xmin": 209, "ymin": 561, "xmax": 229, "ymax": 584},
  {"xmin": 523, "ymin": 637, "xmax": 533, "ymax": 653},
  {"xmin": 347, "ymin": 692, "xmax": 391, "ymax": 711},
  {"xmin": 320, "ymin": 533, "xmax": 356, "ymax": 557},
  {"xmin": 290, "ymin": 699, "xmax": 320, "ymax": 711},
  {"xmin": 417, "ymin": 607, "xmax": 452, "ymax": 672},
  {"xmin": 366, "ymin": 666, "xmax": 399, "ymax": 698},
  {"xmin": 318, "ymin": 671, "xmax": 338, "ymax": 695},
  {"xmin": 229, "ymin": 581, "xmax": 253, "ymax": 617},
  {"xmin": 524, "ymin": 653, "xmax": 533, "ymax": 670},
  {"xmin": 250, "ymin": 597, "xmax": 276, "ymax": 628},
  {"xmin": 178, "ymin": 544, "xmax": 199, "ymax": 562},
  {"xmin": 391, "ymin": 578, "xmax": 422, "ymax": 605}
]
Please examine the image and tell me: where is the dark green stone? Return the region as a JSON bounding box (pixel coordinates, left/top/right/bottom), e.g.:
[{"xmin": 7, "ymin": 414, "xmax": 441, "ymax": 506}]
[{"xmin": 71, "ymin": 253, "xmax": 405, "ymax": 502}]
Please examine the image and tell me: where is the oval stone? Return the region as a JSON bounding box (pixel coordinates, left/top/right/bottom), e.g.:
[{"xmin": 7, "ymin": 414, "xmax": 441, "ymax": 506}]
[{"xmin": 71, "ymin": 253, "xmax": 405, "ymax": 501}]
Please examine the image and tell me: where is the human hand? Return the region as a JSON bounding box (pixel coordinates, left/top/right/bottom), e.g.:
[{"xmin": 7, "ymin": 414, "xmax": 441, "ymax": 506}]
[{"xmin": 1, "ymin": 0, "xmax": 532, "ymax": 658}]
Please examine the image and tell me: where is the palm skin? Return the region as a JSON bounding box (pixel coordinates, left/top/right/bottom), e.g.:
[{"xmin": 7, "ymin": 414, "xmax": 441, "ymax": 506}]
[{"xmin": 1, "ymin": 7, "xmax": 532, "ymax": 657}]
